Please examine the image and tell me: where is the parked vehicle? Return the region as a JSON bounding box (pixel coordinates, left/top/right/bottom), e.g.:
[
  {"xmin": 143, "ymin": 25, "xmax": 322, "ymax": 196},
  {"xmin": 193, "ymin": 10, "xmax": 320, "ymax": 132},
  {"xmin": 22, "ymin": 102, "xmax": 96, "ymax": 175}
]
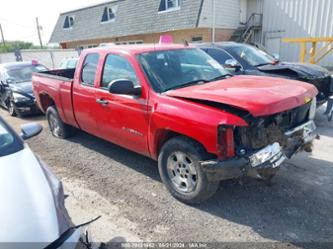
[
  {"xmin": 33, "ymin": 44, "xmax": 318, "ymax": 204},
  {"xmin": 0, "ymin": 116, "xmax": 95, "ymax": 248},
  {"xmin": 59, "ymin": 58, "xmax": 78, "ymax": 69},
  {"xmin": 0, "ymin": 61, "xmax": 48, "ymax": 116},
  {"xmin": 198, "ymin": 42, "xmax": 333, "ymax": 105}
]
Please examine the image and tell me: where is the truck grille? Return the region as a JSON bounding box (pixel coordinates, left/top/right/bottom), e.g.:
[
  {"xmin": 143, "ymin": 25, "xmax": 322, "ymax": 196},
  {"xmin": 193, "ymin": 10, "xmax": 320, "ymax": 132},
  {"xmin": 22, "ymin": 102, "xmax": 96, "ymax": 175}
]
[{"xmin": 234, "ymin": 103, "xmax": 311, "ymax": 151}]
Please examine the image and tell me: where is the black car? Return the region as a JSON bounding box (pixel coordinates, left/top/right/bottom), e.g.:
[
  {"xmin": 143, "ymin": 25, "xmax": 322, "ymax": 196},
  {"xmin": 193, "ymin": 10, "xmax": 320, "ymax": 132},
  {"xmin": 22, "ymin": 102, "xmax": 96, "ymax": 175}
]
[
  {"xmin": 198, "ymin": 42, "xmax": 333, "ymax": 105},
  {"xmin": 0, "ymin": 61, "xmax": 48, "ymax": 116}
]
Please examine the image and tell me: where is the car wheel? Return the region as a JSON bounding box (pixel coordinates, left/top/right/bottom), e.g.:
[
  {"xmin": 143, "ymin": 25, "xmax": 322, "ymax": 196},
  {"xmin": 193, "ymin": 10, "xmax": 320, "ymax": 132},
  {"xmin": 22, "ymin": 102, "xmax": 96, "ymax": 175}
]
[
  {"xmin": 8, "ymin": 100, "xmax": 17, "ymax": 117},
  {"xmin": 46, "ymin": 106, "xmax": 75, "ymax": 139},
  {"xmin": 158, "ymin": 136, "xmax": 220, "ymax": 204}
]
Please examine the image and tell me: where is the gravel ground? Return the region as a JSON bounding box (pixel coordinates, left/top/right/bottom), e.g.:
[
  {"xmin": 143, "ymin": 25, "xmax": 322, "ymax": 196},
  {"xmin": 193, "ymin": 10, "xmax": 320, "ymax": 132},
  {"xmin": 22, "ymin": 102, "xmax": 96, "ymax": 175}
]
[{"xmin": 1, "ymin": 106, "xmax": 333, "ymax": 248}]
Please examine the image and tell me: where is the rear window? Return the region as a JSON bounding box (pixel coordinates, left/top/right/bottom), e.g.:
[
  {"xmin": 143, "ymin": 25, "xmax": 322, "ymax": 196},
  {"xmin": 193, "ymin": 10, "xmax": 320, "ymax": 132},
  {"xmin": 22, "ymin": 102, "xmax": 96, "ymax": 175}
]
[
  {"xmin": 5, "ymin": 64, "xmax": 48, "ymax": 83},
  {"xmin": 81, "ymin": 53, "xmax": 99, "ymax": 86},
  {"xmin": 0, "ymin": 119, "xmax": 23, "ymax": 157}
]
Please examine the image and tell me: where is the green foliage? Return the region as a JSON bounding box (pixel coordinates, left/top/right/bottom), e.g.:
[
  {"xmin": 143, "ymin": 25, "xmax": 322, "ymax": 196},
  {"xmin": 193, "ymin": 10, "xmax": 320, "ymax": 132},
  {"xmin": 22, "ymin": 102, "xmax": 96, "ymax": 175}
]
[{"xmin": 0, "ymin": 41, "xmax": 39, "ymax": 53}]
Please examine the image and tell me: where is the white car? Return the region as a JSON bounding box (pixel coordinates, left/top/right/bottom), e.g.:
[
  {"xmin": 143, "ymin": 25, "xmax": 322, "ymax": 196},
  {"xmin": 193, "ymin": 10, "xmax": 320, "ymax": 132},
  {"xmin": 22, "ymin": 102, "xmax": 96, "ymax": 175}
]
[{"xmin": 0, "ymin": 117, "xmax": 96, "ymax": 248}]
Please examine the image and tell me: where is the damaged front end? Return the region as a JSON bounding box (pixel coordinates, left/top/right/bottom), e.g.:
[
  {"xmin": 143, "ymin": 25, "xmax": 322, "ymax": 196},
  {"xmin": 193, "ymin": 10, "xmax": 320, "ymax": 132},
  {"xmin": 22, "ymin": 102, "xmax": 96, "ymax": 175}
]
[{"xmin": 201, "ymin": 99, "xmax": 318, "ymax": 181}]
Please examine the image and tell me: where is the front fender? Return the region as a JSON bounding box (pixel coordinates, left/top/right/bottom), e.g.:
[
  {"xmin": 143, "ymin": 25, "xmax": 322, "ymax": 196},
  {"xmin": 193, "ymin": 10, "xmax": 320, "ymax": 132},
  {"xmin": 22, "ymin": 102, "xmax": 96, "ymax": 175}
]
[{"xmin": 148, "ymin": 96, "xmax": 247, "ymax": 159}]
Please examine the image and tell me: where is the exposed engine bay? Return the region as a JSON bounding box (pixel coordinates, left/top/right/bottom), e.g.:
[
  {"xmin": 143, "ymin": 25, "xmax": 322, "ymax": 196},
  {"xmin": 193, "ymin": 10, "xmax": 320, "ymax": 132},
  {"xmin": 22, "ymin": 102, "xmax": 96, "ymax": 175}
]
[{"xmin": 234, "ymin": 101, "xmax": 314, "ymax": 158}]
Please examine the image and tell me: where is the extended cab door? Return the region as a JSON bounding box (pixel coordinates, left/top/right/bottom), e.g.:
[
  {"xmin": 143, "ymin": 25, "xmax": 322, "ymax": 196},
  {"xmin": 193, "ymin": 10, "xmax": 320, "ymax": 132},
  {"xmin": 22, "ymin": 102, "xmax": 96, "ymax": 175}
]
[
  {"xmin": 94, "ymin": 53, "xmax": 150, "ymax": 156},
  {"xmin": 72, "ymin": 53, "xmax": 101, "ymax": 135}
]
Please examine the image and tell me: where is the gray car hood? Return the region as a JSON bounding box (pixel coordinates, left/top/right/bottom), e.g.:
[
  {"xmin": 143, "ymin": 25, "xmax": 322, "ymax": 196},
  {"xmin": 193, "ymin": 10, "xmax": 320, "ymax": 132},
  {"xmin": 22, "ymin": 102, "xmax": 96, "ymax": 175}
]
[
  {"xmin": 257, "ymin": 62, "xmax": 330, "ymax": 79},
  {"xmin": 0, "ymin": 147, "xmax": 60, "ymax": 244}
]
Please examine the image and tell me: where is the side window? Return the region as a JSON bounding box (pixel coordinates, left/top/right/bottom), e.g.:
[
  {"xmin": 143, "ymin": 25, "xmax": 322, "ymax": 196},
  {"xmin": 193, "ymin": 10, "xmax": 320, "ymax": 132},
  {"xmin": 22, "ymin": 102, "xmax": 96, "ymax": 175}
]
[
  {"xmin": 207, "ymin": 48, "xmax": 233, "ymax": 65},
  {"xmin": 81, "ymin": 53, "xmax": 99, "ymax": 86},
  {"xmin": 101, "ymin": 54, "xmax": 139, "ymax": 88}
]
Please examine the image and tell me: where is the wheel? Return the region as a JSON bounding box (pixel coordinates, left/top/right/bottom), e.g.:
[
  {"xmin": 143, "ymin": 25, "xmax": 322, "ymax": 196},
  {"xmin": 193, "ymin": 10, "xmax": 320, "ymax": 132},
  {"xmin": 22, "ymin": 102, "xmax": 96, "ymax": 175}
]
[
  {"xmin": 46, "ymin": 106, "xmax": 75, "ymax": 139},
  {"xmin": 158, "ymin": 136, "xmax": 220, "ymax": 204},
  {"xmin": 8, "ymin": 100, "xmax": 17, "ymax": 117}
]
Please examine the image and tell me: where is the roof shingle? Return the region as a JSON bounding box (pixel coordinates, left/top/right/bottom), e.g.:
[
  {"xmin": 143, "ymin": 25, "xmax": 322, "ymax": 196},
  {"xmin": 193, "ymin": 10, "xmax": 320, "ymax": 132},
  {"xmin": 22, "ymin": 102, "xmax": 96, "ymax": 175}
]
[{"xmin": 50, "ymin": 0, "xmax": 203, "ymax": 43}]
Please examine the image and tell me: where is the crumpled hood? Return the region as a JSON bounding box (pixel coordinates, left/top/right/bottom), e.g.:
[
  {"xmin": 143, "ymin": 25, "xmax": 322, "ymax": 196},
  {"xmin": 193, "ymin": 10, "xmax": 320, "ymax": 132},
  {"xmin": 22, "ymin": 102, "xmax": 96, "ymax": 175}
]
[
  {"xmin": 258, "ymin": 62, "xmax": 330, "ymax": 79},
  {"xmin": 0, "ymin": 147, "xmax": 60, "ymax": 244},
  {"xmin": 166, "ymin": 76, "xmax": 318, "ymax": 117},
  {"xmin": 10, "ymin": 81, "xmax": 34, "ymax": 97}
]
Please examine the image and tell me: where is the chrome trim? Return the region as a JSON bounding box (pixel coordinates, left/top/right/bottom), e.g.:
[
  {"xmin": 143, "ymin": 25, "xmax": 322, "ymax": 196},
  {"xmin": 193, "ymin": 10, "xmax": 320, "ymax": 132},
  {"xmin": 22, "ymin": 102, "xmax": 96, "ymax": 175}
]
[{"xmin": 284, "ymin": 120, "xmax": 316, "ymax": 137}]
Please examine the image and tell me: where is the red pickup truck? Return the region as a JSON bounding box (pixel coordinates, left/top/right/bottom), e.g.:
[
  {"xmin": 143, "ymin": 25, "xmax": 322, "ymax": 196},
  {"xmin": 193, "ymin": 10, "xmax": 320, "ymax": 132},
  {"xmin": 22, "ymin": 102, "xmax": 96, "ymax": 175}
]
[{"xmin": 33, "ymin": 44, "xmax": 318, "ymax": 204}]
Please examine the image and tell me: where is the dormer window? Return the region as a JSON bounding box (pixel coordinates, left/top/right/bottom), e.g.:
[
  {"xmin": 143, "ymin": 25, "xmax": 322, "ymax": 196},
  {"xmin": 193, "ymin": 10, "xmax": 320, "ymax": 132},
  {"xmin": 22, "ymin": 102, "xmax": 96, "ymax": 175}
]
[
  {"xmin": 158, "ymin": 0, "xmax": 180, "ymax": 12},
  {"xmin": 101, "ymin": 6, "xmax": 117, "ymax": 23},
  {"xmin": 63, "ymin": 16, "xmax": 75, "ymax": 29}
]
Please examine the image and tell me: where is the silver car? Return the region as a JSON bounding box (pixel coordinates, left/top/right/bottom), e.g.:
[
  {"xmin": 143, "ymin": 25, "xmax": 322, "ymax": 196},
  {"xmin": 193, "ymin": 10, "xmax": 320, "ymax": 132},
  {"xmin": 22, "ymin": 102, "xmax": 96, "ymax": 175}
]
[{"xmin": 0, "ymin": 117, "xmax": 96, "ymax": 249}]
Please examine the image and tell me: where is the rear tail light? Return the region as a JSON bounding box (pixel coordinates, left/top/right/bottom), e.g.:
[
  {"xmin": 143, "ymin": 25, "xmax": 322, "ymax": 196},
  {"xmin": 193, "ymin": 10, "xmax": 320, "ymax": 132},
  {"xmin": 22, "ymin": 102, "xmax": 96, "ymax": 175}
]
[{"xmin": 218, "ymin": 126, "xmax": 235, "ymax": 160}]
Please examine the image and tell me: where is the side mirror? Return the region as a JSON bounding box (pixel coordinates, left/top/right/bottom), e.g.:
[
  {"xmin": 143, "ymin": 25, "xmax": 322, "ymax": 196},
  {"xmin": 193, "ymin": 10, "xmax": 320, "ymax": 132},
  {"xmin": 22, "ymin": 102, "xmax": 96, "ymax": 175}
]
[
  {"xmin": 272, "ymin": 53, "xmax": 280, "ymax": 61},
  {"xmin": 20, "ymin": 123, "xmax": 43, "ymax": 140},
  {"xmin": 108, "ymin": 79, "xmax": 141, "ymax": 96},
  {"xmin": 224, "ymin": 59, "xmax": 241, "ymax": 71},
  {"xmin": 6, "ymin": 79, "xmax": 14, "ymax": 85}
]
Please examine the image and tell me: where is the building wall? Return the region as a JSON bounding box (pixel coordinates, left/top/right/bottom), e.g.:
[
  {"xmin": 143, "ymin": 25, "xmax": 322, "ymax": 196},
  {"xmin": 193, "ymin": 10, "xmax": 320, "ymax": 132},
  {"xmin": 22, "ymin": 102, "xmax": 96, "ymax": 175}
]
[
  {"xmin": 198, "ymin": 0, "xmax": 241, "ymax": 29},
  {"xmin": 0, "ymin": 49, "xmax": 79, "ymax": 69},
  {"xmin": 61, "ymin": 28, "xmax": 235, "ymax": 48},
  {"xmin": 262, "ymin": 0, "xmax": 333, "ymax": 67}
]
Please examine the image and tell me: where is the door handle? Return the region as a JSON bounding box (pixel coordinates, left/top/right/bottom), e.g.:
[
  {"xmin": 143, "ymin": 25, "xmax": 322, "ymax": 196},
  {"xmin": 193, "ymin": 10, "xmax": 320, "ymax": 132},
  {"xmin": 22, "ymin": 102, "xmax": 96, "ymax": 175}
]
[{"xmin": 96, "ymin": 98, "xmax": 109, "ymax": 105}]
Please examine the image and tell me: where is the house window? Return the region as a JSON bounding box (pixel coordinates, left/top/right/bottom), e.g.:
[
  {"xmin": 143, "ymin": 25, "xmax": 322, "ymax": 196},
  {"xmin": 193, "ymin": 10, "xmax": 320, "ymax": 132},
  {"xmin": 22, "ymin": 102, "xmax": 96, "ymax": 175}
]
[
  {"xmin": 158, "ymin": 0, "xmax": 180, "ymax": 12},
  {"xmin": 191, "ymin": 36, "xmax": 203, "ymax": 43},
  {"xmin": 101, "ymin": 6, "xmax": 117, "ymax": 22},
  {"xmin": 63, "ymin": 16, "xmax": 75, "ymax": 29}
]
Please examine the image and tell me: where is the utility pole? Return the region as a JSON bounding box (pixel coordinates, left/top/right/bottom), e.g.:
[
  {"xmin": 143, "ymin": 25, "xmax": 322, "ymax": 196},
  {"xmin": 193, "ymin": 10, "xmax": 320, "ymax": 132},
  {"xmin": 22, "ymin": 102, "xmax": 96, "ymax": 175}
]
[
  {"xmin": 211, "ymin": 0, "xmax": 216, "ymax": 43},
  {"xmin": 0, "ymin": 24, "xmax": 5, "ymax": 46},
  {"xmin": 36, "ymin": 17, "xmax": 43, "ymax": 48}
]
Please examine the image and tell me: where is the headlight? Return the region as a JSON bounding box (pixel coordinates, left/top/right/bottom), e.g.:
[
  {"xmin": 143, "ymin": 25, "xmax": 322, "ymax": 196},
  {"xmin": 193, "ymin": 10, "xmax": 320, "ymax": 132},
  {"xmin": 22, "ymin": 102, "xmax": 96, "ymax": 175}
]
[
  {"xmin": 309, "ymin": 97, "xmax": 317, "ymax": 120},
  {"xmin": 12, "ymin": 92, "xmax": 30, "ymax": 102}
]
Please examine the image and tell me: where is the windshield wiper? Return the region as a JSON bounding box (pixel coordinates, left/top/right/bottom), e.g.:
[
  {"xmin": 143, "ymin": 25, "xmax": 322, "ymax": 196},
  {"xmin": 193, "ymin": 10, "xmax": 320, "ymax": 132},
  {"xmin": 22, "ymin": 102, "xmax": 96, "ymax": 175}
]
[
  {"xmin": 255, "ymin": 62, "xmax": 274, "ymax": 67},
  {"xmin": 208, "ymin": 74, "xmax": 233, "ymax": 82},
  {"xmin": 165, "ymin": 79, "xmax": 209, "ymax": 91}
]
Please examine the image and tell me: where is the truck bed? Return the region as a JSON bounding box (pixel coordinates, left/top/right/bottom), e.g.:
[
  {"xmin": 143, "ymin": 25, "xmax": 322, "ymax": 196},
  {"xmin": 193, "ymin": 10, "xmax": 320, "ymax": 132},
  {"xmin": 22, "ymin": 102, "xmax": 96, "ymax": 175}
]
[
  {"xmin": 32, "ymin": 68, "xmax": 77, "ymax": 128},
  {"xmin": 34, "ymin": 68, "xmax": 75, "ymax": 81}
]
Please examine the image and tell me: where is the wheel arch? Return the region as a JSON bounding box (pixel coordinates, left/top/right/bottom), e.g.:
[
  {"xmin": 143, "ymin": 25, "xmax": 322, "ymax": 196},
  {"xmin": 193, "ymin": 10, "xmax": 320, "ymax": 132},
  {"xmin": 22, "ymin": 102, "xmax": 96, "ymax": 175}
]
[
  {"xmin": 38, "ymin": 93, "xmax": 55, "ymax": 113},
  {"xmin": 152, "ymin": 129, "xmax": 214, "ymax": 160}
]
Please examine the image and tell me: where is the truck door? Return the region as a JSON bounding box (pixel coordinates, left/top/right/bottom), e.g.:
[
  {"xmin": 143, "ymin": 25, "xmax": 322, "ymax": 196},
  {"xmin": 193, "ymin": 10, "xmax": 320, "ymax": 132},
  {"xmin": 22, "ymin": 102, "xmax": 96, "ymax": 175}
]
[
  {"xmin": 94, "ymin": 53, "xmax": 150, "ymax": 156},
  {"xmin": 72, "ymin": 53, "xmax": 101, "ymax": 135}
]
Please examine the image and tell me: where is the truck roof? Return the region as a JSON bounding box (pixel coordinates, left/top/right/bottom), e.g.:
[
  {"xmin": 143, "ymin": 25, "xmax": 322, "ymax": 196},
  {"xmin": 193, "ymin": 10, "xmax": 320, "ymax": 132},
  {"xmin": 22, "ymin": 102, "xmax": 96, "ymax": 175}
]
[{"xmin": 83, "ymin": 43, "xmax": 192, "ymax": 55}]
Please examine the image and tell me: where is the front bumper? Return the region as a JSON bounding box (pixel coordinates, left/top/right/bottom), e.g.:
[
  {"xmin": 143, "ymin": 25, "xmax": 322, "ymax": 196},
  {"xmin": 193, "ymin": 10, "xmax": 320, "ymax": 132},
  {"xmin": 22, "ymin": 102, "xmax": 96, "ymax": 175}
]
[
  {"xmin": 201, "ymin": 120, "xmax": 317, "ymax": 181},
  {"xmin": 14, "ymin": 100, "xmax": 41, "ymax": 114}
]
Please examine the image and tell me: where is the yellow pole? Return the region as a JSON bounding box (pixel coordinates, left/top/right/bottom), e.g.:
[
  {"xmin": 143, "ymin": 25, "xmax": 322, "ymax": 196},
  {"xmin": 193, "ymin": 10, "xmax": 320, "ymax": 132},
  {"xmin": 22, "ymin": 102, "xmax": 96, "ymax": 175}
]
[
  {"xmin": 309, "ymin": 42, "xmax": 317, "ymax": 64},
  {"xmin": 300, "ymin": 42, "xmax": 307, "ymax": 63}
]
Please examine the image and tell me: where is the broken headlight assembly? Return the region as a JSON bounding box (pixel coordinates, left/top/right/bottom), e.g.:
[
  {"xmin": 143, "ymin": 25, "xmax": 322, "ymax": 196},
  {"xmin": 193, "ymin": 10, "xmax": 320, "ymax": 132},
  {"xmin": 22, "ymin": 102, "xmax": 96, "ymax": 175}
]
[{"xmin": 309, "ymin": 97, "xmax": 317, "ymax": 120}]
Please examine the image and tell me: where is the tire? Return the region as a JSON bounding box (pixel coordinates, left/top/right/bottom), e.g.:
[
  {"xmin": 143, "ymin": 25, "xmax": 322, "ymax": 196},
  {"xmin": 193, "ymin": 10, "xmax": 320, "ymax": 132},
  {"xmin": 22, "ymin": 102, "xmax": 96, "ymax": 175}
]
[
  {"xmin": 8, "ymin": 100, "xmax": 17, "ymax": 117},
  {"xmin": 46, "ymin": 106, "xmax": 75, "ymax": 139},
  {"xmin": 158, "ymin": 136, "xmax": 220, "ymax": 204}
]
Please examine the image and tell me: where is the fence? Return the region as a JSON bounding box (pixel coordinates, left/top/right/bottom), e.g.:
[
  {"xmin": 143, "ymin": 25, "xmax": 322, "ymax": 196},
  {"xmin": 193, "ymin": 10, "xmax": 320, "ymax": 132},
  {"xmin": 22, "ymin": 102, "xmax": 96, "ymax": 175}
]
[{"xmin": 0, "ymin": 49, "xmax": 79, "ymax": 69}]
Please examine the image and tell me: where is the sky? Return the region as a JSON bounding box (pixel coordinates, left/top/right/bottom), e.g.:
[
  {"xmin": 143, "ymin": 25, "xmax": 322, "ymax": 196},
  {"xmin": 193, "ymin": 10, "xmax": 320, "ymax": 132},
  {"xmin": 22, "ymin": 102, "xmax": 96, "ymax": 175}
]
[{"xmin": 0, "ymin": 0, "xmax": 106, "ymax": 46}]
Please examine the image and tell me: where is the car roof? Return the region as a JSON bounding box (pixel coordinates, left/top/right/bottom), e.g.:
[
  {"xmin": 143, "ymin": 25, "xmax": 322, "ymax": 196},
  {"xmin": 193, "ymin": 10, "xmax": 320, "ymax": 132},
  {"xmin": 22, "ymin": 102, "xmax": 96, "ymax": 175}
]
[
  {"xmin": 83, "ymin": 43, "xmax": 192, "ymax": 55},
  {"xmin": 197, "ymin": 42, "xmax": 248, "ymax": 49},
  {"xmin": 0, "ymin": 61, "xmax": 42, "ymax": 69}
]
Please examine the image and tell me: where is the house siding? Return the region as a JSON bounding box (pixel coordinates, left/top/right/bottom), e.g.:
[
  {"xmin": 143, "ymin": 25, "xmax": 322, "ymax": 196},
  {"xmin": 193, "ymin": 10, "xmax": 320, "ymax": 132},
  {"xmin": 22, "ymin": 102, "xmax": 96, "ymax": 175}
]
[{"xmin": 198, "ymin": 0, "xmax": 241, "ymax": 29}]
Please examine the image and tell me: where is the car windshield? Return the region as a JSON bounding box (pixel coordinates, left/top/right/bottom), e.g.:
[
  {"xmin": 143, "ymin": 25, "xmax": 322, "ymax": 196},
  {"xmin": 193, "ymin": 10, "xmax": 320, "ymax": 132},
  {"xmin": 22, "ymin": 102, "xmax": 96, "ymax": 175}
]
[
  {"xmin": 0, "ymin": 119, "xmax": 23, "ymax": 157},
  {"xmin": 5, "ymin": 64, "xmax": 48, "ymax": 83},
  {"xmin": 138, "ymin": 48, "xmax": 231, "ymax": 92},
  {"xmin": 227, "ymin": 45, "xmax": 276, "ymax": 67}
]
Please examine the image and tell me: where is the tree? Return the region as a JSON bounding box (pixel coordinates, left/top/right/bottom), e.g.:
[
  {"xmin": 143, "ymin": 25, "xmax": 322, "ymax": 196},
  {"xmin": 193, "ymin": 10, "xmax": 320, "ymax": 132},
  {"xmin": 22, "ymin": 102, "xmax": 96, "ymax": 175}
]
[{"xmin": 0, "ymin": 40, "xmax": 38, "ymax": 53}]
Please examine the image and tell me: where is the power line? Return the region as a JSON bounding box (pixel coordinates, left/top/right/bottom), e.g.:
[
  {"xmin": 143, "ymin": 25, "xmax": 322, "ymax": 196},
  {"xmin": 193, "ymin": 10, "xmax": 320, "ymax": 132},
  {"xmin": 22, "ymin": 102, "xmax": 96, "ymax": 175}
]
[{"xmin": 0, "ymin": 17, "xmax": 35, "ymax": 30}]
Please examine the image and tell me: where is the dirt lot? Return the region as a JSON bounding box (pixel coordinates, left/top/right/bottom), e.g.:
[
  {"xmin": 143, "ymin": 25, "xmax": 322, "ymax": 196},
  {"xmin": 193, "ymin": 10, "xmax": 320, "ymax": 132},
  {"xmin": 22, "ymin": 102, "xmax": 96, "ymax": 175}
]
[{"xmin": 1, "ymin": 106, "xmax": 333, "ymax": 248}]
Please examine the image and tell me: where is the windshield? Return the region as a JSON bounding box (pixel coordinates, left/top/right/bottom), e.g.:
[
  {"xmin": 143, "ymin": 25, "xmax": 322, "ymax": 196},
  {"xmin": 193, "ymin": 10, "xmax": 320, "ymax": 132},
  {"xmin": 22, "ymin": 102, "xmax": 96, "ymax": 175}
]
[
  {"xmin": 5, "ymin": 64, "xmax": 48, "ymax": 83},
  {"xmin": 138, "ymin": 48, "xmax": 231, "ymax": 92},
  {"xmin": 0, "ymin": 118, "xmax": 23, "ymax": 157},
  {"xmin": 227, "ymin": 45, "xmax": 276, "ymax": 67}
]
